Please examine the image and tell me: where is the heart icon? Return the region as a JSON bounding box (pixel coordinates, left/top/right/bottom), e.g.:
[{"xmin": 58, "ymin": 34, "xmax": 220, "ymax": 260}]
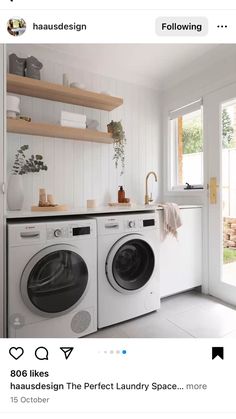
[{"xmin": 9, "ymin": 347, "xmax": 24, "ymax": 360}]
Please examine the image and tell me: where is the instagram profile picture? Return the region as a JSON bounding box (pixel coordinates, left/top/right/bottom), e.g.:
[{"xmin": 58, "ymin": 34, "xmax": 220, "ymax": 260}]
[{"xmin": 7, "ymin": 18, "xmax": 26, "ymax": 37}]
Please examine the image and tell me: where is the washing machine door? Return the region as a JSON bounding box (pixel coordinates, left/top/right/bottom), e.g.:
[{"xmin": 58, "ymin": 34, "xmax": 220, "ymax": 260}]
[
  {"xmin": 106, "ymin": 234, "xmax": 155, "ymax": 294},
  {"xmin": 21, "ymin": 244, "xmax": 88, "ymax": 317}
]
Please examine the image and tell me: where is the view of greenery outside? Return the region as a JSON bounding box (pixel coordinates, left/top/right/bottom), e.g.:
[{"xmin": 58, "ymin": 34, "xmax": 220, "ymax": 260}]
[
  {"xmin": 221, "ymin": 108, "xmax": 236, "ymax": 264},
  {"xmin": 222, "ymin": 108, "xmax": 234, "ymax": 148},
  {"xmin": 182, "ymin": 108, "xmax": 234, "ymax": 154},
  {"xmin": 182, "ymin": 112, "xmax": 203, "ymax": 154},
  {"xmin": 182, "ymin": 108, "xmax": 236, "ymax": 265},
  {"xmin": 224, "ymin": 248, "xmax": 236, "ymax": 264}
]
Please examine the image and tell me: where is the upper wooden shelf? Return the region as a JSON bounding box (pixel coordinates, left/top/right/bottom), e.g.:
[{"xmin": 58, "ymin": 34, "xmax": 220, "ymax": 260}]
[
  {"xmin": 7, "ymin": 118, "xmax": 113, "ymax": 144},
  {"xmin": 7, "ymin": 74, "xmax": 123, "ymax": 111}
]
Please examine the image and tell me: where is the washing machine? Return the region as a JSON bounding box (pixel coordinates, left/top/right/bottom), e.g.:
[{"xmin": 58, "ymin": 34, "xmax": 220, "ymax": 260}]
[
  {"xmin": 7, "ymin": 218, "xmax": 97, "ymax": 338},
  {"xmin": 94, "ymin": 212, "xmax": 160, "ymax": 328}
]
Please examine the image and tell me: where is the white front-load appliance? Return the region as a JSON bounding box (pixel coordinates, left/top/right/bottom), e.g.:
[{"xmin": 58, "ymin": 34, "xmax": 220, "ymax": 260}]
[
  {"xmin": 94, "ymin": 212, "xmax": 160, "ymax": 328},
  {"xmin": 8, "ymin": 218, "xmax": 97, "ymax": 338}
]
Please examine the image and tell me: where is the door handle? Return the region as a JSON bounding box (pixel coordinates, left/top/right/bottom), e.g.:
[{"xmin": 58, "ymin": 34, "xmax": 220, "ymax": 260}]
[{"xmin": 208, "ymin": 177, "xmax": 219, "ymax": 204}]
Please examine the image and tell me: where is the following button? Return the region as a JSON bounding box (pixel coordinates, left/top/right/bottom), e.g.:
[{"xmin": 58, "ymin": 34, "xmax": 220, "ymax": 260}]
[{"xmin": 156, "ymin": 17, "xmax": 208, "ymax": 37}]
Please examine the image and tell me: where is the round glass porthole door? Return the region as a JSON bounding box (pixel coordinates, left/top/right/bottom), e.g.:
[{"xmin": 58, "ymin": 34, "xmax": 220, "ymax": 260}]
[
  {"xmin": 106, "ymin": 235, "xmax": 155, "ymax": 293},
  {"xmin": 21, "ymin": 245, "xmax": 88, "ymax": 317}
]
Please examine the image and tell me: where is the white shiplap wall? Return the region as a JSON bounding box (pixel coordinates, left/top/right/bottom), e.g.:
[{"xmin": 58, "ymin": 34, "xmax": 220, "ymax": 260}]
[
  {"xmin": 7, "ymin": 45, "xmax": 161, "ymax": 209},
  {"xmin": 0, "ymin": 45, "xmax": 6, "ymax": 337}
]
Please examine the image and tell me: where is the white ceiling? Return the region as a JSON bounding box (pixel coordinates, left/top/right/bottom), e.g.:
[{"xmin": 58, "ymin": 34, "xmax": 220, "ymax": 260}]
[{"xmin": 36, "ymin": 44, "xmax": 235, "ymax": 90}]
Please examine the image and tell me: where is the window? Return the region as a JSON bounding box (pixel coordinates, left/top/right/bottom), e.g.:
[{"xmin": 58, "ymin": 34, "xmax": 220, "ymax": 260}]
[{"xmin": 169, "ymin": 99, "xmax": 203, "ymax": 190}]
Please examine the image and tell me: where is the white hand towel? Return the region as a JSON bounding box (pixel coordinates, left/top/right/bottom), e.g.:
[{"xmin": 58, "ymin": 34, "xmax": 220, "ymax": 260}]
[{"xmin": 160, "ymin": 203, "xmax": 182, "ymax": 238}]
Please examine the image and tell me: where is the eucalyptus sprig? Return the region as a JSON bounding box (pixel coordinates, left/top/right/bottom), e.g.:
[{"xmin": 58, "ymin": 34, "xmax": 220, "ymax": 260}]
[
  {"xmin": 107, "ymin": 120, "xmax": 126, "ymax": 175},
  {"xmin": 12, "ymin": 144, "xmax": 48, "ymax": 175}
]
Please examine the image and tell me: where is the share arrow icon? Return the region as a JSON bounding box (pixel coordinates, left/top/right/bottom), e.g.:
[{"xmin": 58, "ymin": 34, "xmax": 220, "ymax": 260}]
[{"xmin": 60, "ymin": 347, "xmax": 74, "ymax": 360}]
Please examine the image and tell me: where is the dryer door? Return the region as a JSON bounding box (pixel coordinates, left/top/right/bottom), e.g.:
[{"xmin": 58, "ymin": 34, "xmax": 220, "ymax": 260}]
[
  {"xmin": 21, "ymin": 244, "xmax": 88, "ymax": 317},
  {"xmin": 106, "ymin": 234, "xmax": 155, "ymax": 294}
]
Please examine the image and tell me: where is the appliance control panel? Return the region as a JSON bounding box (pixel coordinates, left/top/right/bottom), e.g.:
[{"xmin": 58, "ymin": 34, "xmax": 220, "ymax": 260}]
[
  {"xmin": 47, "ymin": 226, "xmax": 68, "ymax": 240},
  {"xmin": 98, "ymin": 218, "xmax": 123, "ymax": 235},
  {"xmin": 9, "ymin": 219, "xmax": 96, "ymax": 246},
  {"xmin": 69, "ymin": 225, "xmax": 91, "ymax": 237},
  {"xmin": 98, "ymin": 213, "xmax": 158, "ymax": 234},
  {"xmin": 124, "ymin": 214, "xmax": 158, "ymax": 232},
  {"xmin": 46, "ymin": 221, "xmax": 95, "ymax": 240},
  {"xmin": 126, "ymin": 219, "xmax": 137, "ymax": 229}
]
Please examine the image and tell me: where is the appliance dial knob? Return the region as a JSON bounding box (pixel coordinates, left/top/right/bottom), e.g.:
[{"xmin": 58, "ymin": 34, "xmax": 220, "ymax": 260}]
[
  {"xmin": 128, "ymin": 221, "xmax": 135, "ymax": 228},
  {"xmin": 54, "ymin": 228, "xmax": 62, "ymax": 238}
]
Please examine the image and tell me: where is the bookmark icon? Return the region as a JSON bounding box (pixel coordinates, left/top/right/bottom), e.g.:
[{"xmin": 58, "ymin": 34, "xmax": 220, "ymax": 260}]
[{"xmin": 212, "ymin": 347, "xmax": 224, "ymax": 360}]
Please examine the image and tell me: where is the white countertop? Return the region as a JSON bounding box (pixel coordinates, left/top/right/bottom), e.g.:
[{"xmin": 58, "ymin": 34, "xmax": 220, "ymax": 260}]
[{"xmin": 6, "ymin": 204, "xmax": 203, "ymax": 219}]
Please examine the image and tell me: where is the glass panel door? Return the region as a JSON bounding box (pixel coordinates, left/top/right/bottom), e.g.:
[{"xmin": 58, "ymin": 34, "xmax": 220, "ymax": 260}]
[
  {"xmin": 208, "ymin": 83, "xmax": 236, "ymax": 305},
  {"xmin": 222, "ymin": 100, "xmax": 236, "ymax": 286}
]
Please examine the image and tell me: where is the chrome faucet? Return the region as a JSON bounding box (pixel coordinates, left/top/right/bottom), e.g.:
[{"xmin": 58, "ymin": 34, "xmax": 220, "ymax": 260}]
[{"xmin": 145, "ymin": 171, "xmax": 158, "ymax": 205}]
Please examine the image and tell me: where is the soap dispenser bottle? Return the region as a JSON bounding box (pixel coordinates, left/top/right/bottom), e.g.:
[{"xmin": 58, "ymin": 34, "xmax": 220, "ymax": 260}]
[{"xmin": 118, "ymin": 186, "xmax": 125, "ymax": 203}]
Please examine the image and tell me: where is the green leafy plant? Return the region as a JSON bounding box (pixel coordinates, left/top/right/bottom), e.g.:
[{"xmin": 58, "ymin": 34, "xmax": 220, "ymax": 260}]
[
  {"xmin": 12, "ymin": 144, "xmax": 48, "ymax": 175},
  {"xmin": 222, "ymin": 108, "xmax": 234, "ymax": 149},
  {"xmin": 107, "ymin": 120, "xmax": 126, "ymax": 175}
]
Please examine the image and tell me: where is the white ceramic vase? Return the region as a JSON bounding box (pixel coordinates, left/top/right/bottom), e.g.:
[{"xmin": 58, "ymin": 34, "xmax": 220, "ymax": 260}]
[{"xmin": 7, "ymin": 174, "xmax": 24, "ymax": 210}]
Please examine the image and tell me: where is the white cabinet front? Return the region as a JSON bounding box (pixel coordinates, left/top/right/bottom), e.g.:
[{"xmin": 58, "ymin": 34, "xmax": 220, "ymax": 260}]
[{"xmin": 158, "ymin": 207, "xmax": 202, "ymax": 298}]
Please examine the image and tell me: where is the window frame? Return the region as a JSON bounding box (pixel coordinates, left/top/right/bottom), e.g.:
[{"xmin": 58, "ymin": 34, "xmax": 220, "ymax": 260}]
[{"xmin": 168, "ymin": 99, "xmax": 204, "ymax": 193}]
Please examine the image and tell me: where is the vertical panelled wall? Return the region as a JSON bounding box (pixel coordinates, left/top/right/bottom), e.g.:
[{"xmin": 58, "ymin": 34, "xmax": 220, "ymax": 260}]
[
  {"xmin": 6, "ymin": 45, "xmax": 161, "ymax": 209},
  {"xmin": 0, "ymin": 44, "xmax": 5, "ymax": 337}
]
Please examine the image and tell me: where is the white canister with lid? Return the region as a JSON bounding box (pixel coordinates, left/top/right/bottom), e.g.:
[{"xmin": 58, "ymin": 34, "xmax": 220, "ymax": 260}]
[{"xmin": 7, "ymin": 95, "xmax": 20, "ymax": 118}]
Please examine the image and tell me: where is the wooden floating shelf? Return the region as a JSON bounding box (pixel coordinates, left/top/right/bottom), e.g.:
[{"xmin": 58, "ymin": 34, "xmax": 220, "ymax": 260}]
[
  {"xmin": 7, "ymin": 119, "xmax": 113, "ymax": 144},
  {"xmin": 7, "ymin": 74, "xmax": 123, "ymax": 111},
  {"xmin": 31, "ymin": 204, "xmax": 68, "ymax": 212}
]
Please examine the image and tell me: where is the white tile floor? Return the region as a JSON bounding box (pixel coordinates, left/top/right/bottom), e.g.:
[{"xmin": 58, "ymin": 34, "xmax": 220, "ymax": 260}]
[{"xmin": 88, "ymin": 291, "xmax": 236, "ymax": 338}]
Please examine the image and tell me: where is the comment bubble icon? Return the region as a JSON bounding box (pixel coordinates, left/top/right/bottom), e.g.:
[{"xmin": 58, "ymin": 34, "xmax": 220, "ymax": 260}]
[{"xmin": 35, "ymin": 346, "xmax": 49, "ymax": 361}]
